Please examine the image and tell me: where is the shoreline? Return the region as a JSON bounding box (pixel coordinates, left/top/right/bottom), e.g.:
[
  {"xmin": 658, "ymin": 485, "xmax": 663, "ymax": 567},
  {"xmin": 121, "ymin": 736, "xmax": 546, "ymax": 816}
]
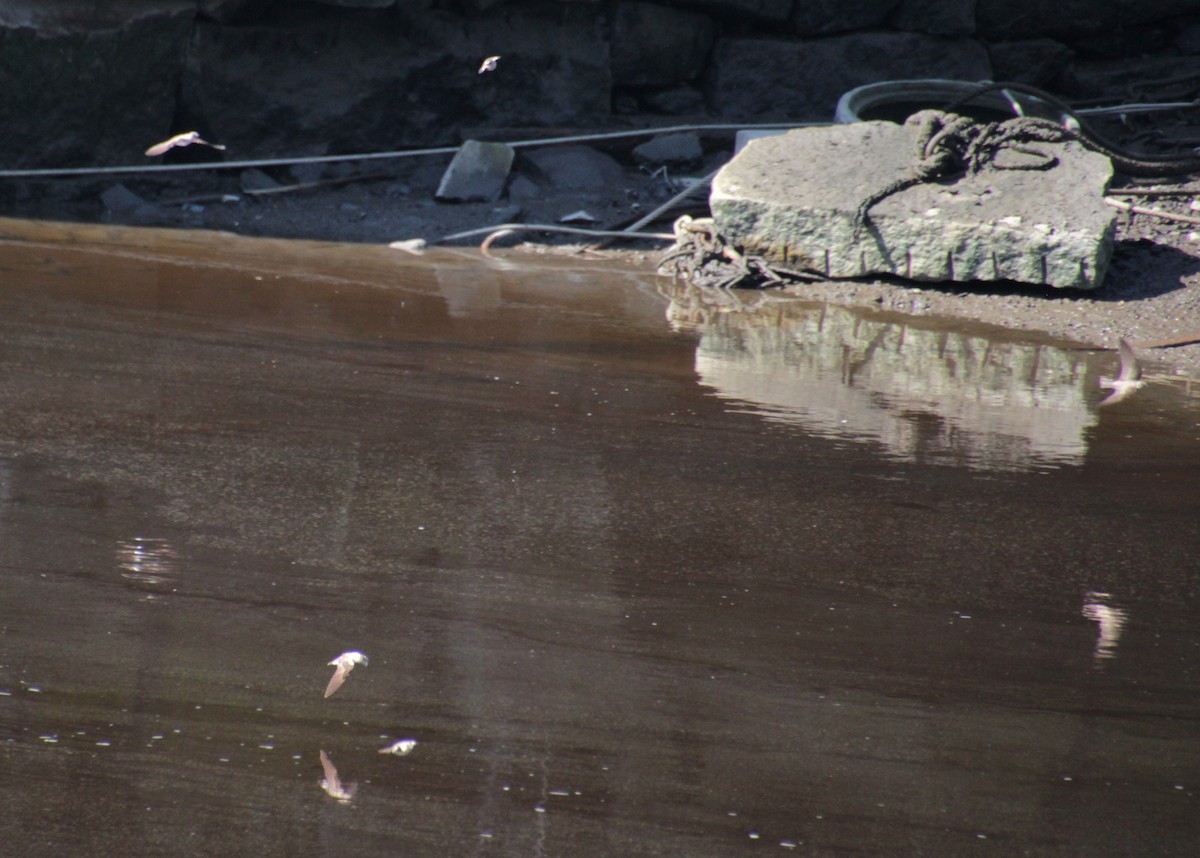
[{"xmin": 3, "ymin": 155, "xmax": 1200, "ymax": 379}]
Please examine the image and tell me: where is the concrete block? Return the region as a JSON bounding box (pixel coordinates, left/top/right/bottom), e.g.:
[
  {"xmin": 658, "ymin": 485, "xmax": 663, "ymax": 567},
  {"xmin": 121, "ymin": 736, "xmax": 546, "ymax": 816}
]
[
  {"xmin": 710, "ymin": 116, "xmax": 1116, "ymax": 289},
  {"xmin": 734, "ymin": 128, "xmax": 788, "ymax": 154},
  {"xmin": 435, "ymin": 140, "xmax": 515, "ymax": 202}
]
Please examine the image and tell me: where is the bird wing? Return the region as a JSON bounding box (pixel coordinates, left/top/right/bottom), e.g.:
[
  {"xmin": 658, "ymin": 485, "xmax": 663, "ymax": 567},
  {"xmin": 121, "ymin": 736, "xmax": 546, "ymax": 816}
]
[
  {"xmin": 324, "ymin": 663, "xmax": 349, "ymax": 698},
  {"xmin": 319, "ymin": 750, "xmax": 339, "ymax": 790},
  {"xmin": 1116, "ymin": 339, "xmax": 1141, "ymax": 382},
  {"xmin": 144, "ymin": 131, "xmax": 198, "ymax": 157},
  {"xmin": 1098, "ymin": 385, "xmax": 1134, "ymax": 407}
]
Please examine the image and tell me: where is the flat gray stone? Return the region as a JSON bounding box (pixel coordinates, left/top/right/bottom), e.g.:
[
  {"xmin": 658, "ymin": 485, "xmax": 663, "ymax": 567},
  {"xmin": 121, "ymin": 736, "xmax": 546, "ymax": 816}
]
[
  {"xmin": 240, "ymin": 168, "xmax": 281, "ymax": 193},
  {"xmin": 710, "ymin": 116, "xmax": 1116, "ymax": 290},
  {"xmin": 520, "ymin": 145, "xmax": 624, "ymax": 190},
  {"xmin": 435, "ymin": 140, "xmax": 515, "ymax": 202},
  {"xmin": 632, "ymin": 132, "xmax": 702, "ymax": 166},
  {"xmin": 101, "ymin": 183, "xmax": 147, "ymax": 213}
]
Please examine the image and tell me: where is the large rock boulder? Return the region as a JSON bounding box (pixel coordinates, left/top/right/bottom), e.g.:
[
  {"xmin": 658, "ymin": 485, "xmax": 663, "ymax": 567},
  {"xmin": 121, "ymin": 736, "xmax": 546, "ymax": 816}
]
[
  {"xmin": 790, "ymin": 0, "xmax": 900, "ymax": 35},
  {"xmin": 0, "ymin": 1, "xmax": 193, "ymax": 168},
  {"xmin": 976, "ymin": 0, "xmax": 1200, "ymax": 40},
  {"xmin": 181, "ymin": 3, "xmax": 611, "ymax": 158},
  {"xmin": 610, "ymin": 1, "xmax": 714, "ymax": 88},
  {"xmin": 680, "ymin": 0, "xmax": 792, "ymax": 20},
  {"xmin": 707, "ymin": 32, "xmax": 992, "ymax": 122}
]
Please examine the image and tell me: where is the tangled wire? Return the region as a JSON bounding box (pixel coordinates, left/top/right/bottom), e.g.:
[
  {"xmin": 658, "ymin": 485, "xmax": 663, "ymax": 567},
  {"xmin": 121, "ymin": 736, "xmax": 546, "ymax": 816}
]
[{"xmin": 657, "ymin": 215, "xmax": 819, "ymax": 289}]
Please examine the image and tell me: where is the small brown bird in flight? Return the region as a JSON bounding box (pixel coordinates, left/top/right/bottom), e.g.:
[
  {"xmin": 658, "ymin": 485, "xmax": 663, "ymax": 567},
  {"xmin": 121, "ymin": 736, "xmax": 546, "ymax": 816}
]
[
  {"xmin": 478, "ymin": 55, "xmax": 501, "ymax": 74},
  {"xmin": 144, "ymin": 131, "xmax": 226, "ymax": 157},
  {"xmin": 378, "ymin": 738, "xmax": 417, "ymax": 755},
  {"xmin": 324, "ymin": 651, "xmax": 368, "ymax": 698}
]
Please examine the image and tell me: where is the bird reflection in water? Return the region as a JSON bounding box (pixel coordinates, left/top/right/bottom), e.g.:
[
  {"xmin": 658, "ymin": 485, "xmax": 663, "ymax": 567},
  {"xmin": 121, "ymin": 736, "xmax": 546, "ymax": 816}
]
[
  {"xmin": 318, "ymin": 750, "xmax": 357, "ymax": 802},
  {"xmin": 1098, "ymin": 339, "xmax": 1146, "ymax": 407},
  {"xmin": 1081, "ymin": 591, "xmax": 1127, "ymax": 664}
]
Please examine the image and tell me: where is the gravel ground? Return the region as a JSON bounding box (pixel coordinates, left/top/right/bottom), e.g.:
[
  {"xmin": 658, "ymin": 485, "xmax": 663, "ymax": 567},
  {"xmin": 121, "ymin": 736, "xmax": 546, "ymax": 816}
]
[{"xmin": 3, "ymin": 141, "xmax": 1200, "ymax": 378}]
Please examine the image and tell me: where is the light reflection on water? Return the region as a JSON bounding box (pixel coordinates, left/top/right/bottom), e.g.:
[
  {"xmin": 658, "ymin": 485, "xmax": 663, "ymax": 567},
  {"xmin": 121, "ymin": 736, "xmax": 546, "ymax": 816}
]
[{"xmin": 116, "ymin": 536, "xmax": 179, "ymax": 594}]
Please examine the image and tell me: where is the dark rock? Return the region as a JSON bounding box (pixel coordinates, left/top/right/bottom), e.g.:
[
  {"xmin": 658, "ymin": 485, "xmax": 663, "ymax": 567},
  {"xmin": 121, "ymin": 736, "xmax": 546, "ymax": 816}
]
[
  {"xmin": 311, "ymin": 0, "xmax": 397, "ymax": 7},
  {"xmin": 613, "ymin": 93, "xmax": 642, "ymax": 115},
  {"xmin": 791, "ymin": 0, "xmax": 900, "ymax": 35},
  {"xmin": 976, "ymin": 0, "xmax": 1199, "ymax": 42},
  {"xmin": 611, "ymin": 1, "xmax": 714, "ymax": 87},
  {"xmin": 290, "ymin": 162, "xmax": 327, "ymax": 184},
  {"xmin": 101, "ymin": 183, "xmax": 148, "ymax": 213},
  {"xmin": 678, "ymin": 0, "xmax": 792, "ymax": 20},
  {"xmin": 1058, "ymin": 55, "xmax": 1200, "ymax": 100},
  {"xmin": 707, "ymin": 32, "xmax": 992, "ymax": 122},
  {"xmin": 642, "ymin": 84, "xmax": 707, "ymax": 115},
  {"xmin": 435, "ymin": 140, "xmax": 515, "ymax": 202},
  {"xmin": 1067, "ymin": 22, "xmax": 1176, "ymax": 59},
  {"xmin": 1176, "ymin": 22, "xmax": 1200, "ymax": 54},
  {"xmin": 0, "ymin": 1, "xmax": 194, "ymax": 168},
  {"xmin": 198, "ymin": 1, "xmax": 273, "ymax": 23},
  {"xmin": 240, "ymin": 168, "xmax": 282, "ymax": 193},
  {"xmin": 988, "ymin": 39, "xmax": 1073, "ymax": 87},
  {"xmin": 519, "ymin": 145, "xmax": 625, "ymax": 190},
  {"xmin": 892, "ymin": 0, "xmax": 976, "ymax": 36},
  {"xmin": 632, "ymin": 132, "xmax": 703, "ymax": 166},
  {"xmin": 181, "ymin": 4, "xmax": 611, "ymax": 158},
  {"xmin": 507, "ymin": 174, "xmax": 543, "ymax": 202}
]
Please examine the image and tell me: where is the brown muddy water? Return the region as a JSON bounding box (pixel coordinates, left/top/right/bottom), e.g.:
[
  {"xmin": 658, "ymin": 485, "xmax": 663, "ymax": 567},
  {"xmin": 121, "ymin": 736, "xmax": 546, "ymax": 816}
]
[{"xmin": 0, "ymin": 219, "xmax": 1198, "ymax": 856}]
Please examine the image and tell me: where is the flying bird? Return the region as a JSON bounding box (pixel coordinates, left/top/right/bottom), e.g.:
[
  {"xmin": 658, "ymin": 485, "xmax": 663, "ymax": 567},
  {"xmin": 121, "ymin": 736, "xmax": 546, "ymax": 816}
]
[
  {"xmin": 1098, "ymin": 338, "xmax": 1146, "ymax": 407},
  {"xmin": 318, "ymin": 750, "xmax": 357, "ymax": 802},
  {"xmin": 378, "ymin": 738, "xmax": 417, "ymax": 756},
  {"xmin": 478, "ymin": 55, "xmax": 501, "ymax": 74},
  {"xmin": 325, "ymin": 651, "xmax": 368, "ymax": 698},
  {"xmin": 144, "ymin": 131, "xmax": 226, "ymax": 157}
]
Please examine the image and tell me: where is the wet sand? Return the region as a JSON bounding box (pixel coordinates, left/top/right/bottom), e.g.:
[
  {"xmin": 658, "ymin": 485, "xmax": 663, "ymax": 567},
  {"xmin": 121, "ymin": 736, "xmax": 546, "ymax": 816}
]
[{"xmin": 0, "ymin": 222, "xmax": 1198, "ymax": 856}]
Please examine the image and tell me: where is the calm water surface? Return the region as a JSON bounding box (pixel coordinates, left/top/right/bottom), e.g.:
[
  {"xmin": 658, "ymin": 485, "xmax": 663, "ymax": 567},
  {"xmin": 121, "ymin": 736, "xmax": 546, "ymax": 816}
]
[{"xmin": 0, "ymin": 219, "xmax": 1198, "ymax": 856}]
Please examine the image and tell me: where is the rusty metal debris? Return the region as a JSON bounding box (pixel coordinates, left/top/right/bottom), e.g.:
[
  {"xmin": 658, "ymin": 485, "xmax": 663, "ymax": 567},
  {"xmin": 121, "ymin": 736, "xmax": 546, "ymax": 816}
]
[{"xmin": 657, "ymin": 215, "xmax": 819, "ymax": 289}]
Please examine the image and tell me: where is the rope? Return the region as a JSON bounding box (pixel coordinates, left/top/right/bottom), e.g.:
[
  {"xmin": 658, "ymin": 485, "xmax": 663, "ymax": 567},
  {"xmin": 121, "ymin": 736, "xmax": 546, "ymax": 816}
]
[
  {"xmin": 944, "ymin": 80, "xmax": 1200, "ymax": 177},
  {"xmin": 852, "ymin": 110, "xmax": 1067, "ymax": 239}
]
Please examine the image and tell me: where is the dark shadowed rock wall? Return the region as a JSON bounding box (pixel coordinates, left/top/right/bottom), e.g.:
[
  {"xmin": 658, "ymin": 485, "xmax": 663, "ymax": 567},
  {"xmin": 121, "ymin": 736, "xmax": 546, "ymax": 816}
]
[{"xmin": 2, "ymin": 0, "xmax": 1199, "ymax": 167}]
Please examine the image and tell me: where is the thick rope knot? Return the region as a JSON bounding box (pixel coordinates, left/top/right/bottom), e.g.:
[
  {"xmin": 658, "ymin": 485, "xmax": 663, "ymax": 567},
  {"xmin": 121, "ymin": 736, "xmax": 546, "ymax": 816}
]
[{"xmin": 853, "ymin": 110, "xmax": 1070, "ymax": 240}]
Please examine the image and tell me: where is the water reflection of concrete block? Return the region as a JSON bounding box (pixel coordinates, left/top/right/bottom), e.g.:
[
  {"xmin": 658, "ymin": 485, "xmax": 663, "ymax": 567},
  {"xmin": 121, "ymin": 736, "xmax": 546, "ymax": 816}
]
[
  {"xmin": 435, "ymin": 263, "xmax": 502, "ymax": 317},
  {"xmin": 663, "ymin": 284, "xmax": 1094, "ymax": 471}
]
